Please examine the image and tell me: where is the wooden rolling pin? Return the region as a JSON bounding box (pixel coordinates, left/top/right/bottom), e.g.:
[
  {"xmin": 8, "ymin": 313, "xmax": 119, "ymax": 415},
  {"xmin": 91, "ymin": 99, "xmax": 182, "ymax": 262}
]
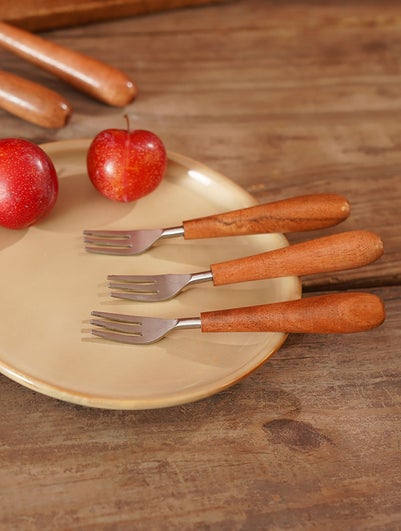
[
  {"xmin": 0, "ymin": 21, "xmax": 137, "ymax": 107},
  {"xmin": 0, "ymin": 70, "xmax": 72, "ymax": 128}
]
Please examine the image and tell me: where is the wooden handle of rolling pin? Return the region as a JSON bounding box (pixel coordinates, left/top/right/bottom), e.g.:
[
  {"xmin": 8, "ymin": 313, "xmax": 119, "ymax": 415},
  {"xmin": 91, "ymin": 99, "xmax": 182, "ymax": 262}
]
[
  {"xmin": 0, "ymin": 21, "xmax": 137, "ymax": 107},
  {"xmin": 183, "ymin": 194, "xmax": 350, "ymax": 237},
  {"xmin": 0, "ymin": 70, "xmax": 72, "ymax": 128},
  {"xmin": 201, "ymin": 292, "xmax": 385, "ymax": 334},
  {"xmin": 211, "ymin": 230, "xmax": 383, "ymax": 286}
]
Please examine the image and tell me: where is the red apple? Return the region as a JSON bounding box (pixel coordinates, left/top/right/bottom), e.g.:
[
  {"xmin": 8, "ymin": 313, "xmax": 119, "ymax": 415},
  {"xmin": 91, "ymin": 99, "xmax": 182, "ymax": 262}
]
[
  {"xmin": 86, "ymin": 125, "xmax": 167, "ymax": 202},
  {"xmin": 0, "ymin": 138, "xmax": 59, "ymax": 229}
]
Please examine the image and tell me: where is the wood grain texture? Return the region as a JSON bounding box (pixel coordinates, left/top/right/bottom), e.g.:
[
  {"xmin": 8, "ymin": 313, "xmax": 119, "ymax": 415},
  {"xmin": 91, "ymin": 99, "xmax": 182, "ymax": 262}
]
[
  {"xmin": 200, "ymin": 293, "xmax": 385, "ymax": 334},
  {"xmin": 0, "ymin": 1, "xmax": 400, "ymax": 528},
  {"xmin": 0, "ymin": 0, "xmax": 229, "ymax": 31},
  {"xmin": 183, "ymin": 193, "xmax": 351, "ymax": 238},
  {"xmin": 211, "ymin": 231, "xmax": 383, "ymax": 286}
]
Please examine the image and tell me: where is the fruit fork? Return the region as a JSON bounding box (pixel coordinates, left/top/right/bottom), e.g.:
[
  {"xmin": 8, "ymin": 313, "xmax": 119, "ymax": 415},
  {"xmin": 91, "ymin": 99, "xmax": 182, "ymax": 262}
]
[
  {"xmin": 107, "ymin": 231, "xmax": 383, "ymax": 302},
  {"xmin": 83, "ymin": 193, "xmax": 350, "ymax": 255},
  {"xmin": 90, "ymin": 292, "xmax": 385, "ymax": 345}
]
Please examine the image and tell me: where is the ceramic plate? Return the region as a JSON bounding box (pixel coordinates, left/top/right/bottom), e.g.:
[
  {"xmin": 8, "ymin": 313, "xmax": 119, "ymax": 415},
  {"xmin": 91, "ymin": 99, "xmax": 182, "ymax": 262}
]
[{"xmin": 0, "ymin": 139, "xmax": 300, "ymax": 409}]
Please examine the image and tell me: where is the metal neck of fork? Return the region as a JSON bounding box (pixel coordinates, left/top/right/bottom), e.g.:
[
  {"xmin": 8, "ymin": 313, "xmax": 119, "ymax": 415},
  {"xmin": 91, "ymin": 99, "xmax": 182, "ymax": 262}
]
[
  {"xmin": 160, "ymin": 226, "xmax": 185, "ymax": 239},
  {"xmin": 188, "ymin": 270, "xmax": 214, "ymax": 286},
  {"xmin": 175, "ymin": 318, "xmax": 202, "ymax": 330}
]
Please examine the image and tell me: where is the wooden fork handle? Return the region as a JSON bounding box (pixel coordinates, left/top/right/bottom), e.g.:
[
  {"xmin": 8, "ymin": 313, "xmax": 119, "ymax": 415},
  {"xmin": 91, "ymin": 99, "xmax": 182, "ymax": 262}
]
[
  {"xmin": 183, "ymin": 194, "xmax": 350, "ymax": 238},
  {"xmin": 0, "ymin": 21, "xmax": 137, "ymax": 107},
  {"xmin": 201, "ymin": 292, "xmax": 385, "ymax": 334},
  {"xmin": 0, "ymin": 70, "xmax": 72, "ymax": 128},
  {"xmin": 211, "ymin": 230, "xmax": 383, "ymax": 286}
]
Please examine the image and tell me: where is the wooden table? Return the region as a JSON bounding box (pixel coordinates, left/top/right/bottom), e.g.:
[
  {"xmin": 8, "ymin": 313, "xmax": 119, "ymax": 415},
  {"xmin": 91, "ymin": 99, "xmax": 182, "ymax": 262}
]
[{"xmin": 1, "ymin": 1, "xmax": 400, "ymax": 528}]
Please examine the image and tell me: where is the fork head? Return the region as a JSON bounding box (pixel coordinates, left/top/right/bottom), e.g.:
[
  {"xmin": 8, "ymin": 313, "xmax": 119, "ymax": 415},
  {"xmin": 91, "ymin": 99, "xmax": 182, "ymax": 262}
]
[
  {"xmin": 83, "ymin": 228, "xmax": 163, "ymax": 255},
  {"xmin": 91, "ymin": 310, "xmax": 178, "ymax": 344},
  {"xmin": 107, "ymin": 273, "xmax": 192, "ymax": 302}
]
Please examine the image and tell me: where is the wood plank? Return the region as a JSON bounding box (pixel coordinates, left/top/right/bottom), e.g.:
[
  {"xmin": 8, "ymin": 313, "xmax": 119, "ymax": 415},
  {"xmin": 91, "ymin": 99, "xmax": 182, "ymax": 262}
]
[{"xmin": 0, "ymin": 0, "xmax": 228, "ymax": 31}]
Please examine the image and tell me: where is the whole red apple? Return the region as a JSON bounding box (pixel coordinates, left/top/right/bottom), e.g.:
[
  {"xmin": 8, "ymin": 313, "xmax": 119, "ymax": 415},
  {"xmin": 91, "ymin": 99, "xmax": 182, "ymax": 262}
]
[
  {"xmin": 87, "ymin": 125, "xmax": 167, "ymax": 202},
  {"xmin": 0, "ymin": 138, "xmax": 59, "ymax": 229}
]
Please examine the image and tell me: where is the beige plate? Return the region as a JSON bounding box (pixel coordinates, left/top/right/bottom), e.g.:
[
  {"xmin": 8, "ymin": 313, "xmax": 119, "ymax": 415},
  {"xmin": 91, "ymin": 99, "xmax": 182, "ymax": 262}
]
[{"xmin": 0, "ymin": 139, "xmax": 301, "ymax": 410}]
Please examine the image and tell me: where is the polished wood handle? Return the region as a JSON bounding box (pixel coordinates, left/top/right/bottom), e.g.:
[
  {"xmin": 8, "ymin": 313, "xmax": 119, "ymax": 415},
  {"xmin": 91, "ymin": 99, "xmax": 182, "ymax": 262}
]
[
  {"xmin": 201, "ymin": 292, "xmax": 385, "ymax": 334},
  {"xmin": 0, "ymin": 21, "xmax": 137, "ymax": 107},
  {"xmin": 0, "ymin": 70, "xmax": 72, "ymax": 128},
  {"xmin": 183, "ymin": 194, "xmax": 350, "ymax": 238},
  {"xmin": 211, "ymin": 230, "xmax": 383, "ymax": 286}
]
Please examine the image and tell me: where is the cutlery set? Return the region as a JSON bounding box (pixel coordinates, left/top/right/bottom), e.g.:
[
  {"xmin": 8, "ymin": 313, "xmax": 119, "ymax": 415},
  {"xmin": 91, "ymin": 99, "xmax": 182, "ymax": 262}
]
[
  {"xmin": 0, "ymin": 21, "xmax": 136, "ymax": 127},
  {"xmin": 84, "ymin": 193, "xmax": 385, "ymax": 344}
]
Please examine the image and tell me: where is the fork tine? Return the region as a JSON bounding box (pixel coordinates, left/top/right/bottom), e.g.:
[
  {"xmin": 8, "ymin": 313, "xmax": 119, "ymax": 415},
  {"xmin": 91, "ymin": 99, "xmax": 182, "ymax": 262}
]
[
  {"xmin": 90, "ymin": 310, "xmax": 178, "ymax": 344},
  {"xmin": 107, "ymin": 273, "xmax": 194, "ymax": 302},
  {"xmin": 91, "ymin": 310, "xmax": 143, "ymax": 322},
  {"xmin": 85, "ymin": 246, "xmax": 138, "ymax": 256},
  {"xmin": 84, "ymin": 233, "xmax": 133, "ymax": 254},
  {"xmin": 108, "ymin": 281, "xmax": 158, "ymax": 294},
  {"xmin": 91, "ymin": 318, "xmax": 141, "ymax": 334},
  {"xmin": 83, "ymin": 229, "xmax": 134, "ymax": 237},
  {"xmin": 107, "ymin": 275, "xmax": 162, "ymax": 301},
  {"xmin": 110, "ymin": 292, "xmax": 160, "ymax": 302},
  {"xmin": 84, "ymin": 236, "xmax": 132, "ymax": 247},
  {"xmin": 90, "ymin": 312, "xmax": 145, "ymax": 344},
  {"xmin": 83, "ymin": 228, "xmax": 165, "ymax": 255},
  {"xmin": 108, "ymin": 274, "xmax": 160, "ymax": 283},
  {"xmin": 91, "ymin": 328, "xmax": 147, "ymax": 344}
]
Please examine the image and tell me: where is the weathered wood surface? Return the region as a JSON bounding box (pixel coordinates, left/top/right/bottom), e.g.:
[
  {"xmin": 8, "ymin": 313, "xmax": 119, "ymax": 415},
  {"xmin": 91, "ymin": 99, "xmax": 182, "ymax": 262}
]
[
  {"xmin": 0, "ymin": 0, "xmax": 228, "ymax": 31},
  {"xmin": 1, "ymin": 1, "xmax": 400, "ymax": 528}
]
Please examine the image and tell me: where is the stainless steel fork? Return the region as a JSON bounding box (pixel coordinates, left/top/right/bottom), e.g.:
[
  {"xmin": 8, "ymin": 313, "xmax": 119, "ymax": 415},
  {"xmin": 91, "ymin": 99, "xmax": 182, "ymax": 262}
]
[
  {"xmin": 107, "ymin": 231, "xmax": 383, "ymax": 302},
  {"xmin": 90, "ymin": 292, "xmax": 385, "ymax": 344},
  {"xmin": 83, "ymin": 194, "xmax": 350, "ymax": 255}
]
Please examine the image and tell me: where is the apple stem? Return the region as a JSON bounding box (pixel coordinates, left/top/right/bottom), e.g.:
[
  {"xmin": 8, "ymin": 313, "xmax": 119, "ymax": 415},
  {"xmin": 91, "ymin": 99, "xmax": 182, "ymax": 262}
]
[{"xmin": 124, "ymin": 113, "xmax": 131, "ymax": 132}]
